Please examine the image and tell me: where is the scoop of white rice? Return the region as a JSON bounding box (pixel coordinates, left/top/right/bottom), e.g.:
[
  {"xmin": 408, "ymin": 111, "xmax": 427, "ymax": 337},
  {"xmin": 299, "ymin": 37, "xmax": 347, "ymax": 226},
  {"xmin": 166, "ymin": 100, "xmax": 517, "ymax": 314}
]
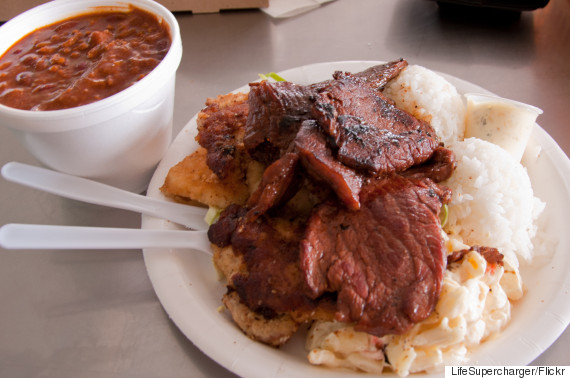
[
  {"xmin": 384, "ymin": 65, "xmax": 465, "ymax": 147},
  {"xmin": 442, "ymin": 137, "xmax": 545, "ymax": 265}
]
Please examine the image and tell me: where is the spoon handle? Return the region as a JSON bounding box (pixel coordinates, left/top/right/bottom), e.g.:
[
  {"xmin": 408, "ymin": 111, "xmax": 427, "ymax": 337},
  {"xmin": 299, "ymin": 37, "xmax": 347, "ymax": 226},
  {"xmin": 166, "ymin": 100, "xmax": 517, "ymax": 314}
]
[
  {"xmin": 1, "ymin": 162, "xmax": 208, "ymax": 230},
  {"xmin": 0, "ymin": 223, "xmax": 211, "ymax": 253}
]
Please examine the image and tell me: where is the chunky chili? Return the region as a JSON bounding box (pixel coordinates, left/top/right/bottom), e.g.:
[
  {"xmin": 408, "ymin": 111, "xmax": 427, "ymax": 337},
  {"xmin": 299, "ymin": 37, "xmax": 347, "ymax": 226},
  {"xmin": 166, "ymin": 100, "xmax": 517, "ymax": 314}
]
[{"xmin": 0, "ymin": 6, "xmax": 171, "ymax": 111}]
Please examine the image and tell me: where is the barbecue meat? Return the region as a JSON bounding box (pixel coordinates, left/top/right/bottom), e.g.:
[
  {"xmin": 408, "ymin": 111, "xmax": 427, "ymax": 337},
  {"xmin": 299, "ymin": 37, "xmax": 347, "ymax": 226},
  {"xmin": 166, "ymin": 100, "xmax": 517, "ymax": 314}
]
[
  {"xmin": 300, "ymin": 175, "xmax": 450, "ymax": 337},
  {"xmin": 295, "ymin": 120, "xmax": 363, "ymax": 211},
  {"xmin": 246, "ymin": 152, "xmax": 301, "ymax": 222},
  {"xmin": 334, "ymin": 58, "xmax": 408, "ymax": 91},
  {"xmin": 243, "ymin": 60, "xmax": 410, "ymax": 165},
  {"xmin": 334, "ymin": 114, "xmax": 439, "ymax": 175},
  {"xmin": 401, "ymin": 146, "xmax": 457, "ymax": 183},
  {"xmin": 242, "ymin": 59, "xmax": 442, "ymax": 210},
  {"xmin": 244, "ymin": 80, "xmax": 315, "ymax": 164},
  {"xmin": 197, "ymin": 60, "xmax": 459, "ymax": 346},
  {"xmin": 311, "ymin": 76, "xmax": 439, "ymax": 175}
]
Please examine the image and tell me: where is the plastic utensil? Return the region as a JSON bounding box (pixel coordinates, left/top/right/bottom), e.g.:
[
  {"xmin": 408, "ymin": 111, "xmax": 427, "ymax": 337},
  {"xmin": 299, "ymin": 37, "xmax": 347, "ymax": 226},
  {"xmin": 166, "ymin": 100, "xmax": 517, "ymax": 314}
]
[
  {"xmin": 0, "ymin": 223, "xmax": 211, "ymax": 253},
  {"xmin": 1, "ymin": 162, "xmax": 208, "ymax": 230}
]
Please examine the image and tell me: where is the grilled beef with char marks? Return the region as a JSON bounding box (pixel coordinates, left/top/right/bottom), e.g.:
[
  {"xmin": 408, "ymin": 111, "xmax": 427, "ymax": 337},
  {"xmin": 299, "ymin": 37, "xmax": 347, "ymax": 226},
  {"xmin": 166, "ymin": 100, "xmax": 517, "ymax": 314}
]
[
  {"xmin": 295, "ymin": 120, "xmax": 364, "ymax": 211},
  {"xmin": 244, "ymin": 80, "xmax": 315, "ymax": 165},
  {"xmin": 203, "ymin": 60, "xmax": 460, "ymax": 345},
  {"xmin": 335, "ymin": 58, "xmax": 408, "ymax": 91},
  {"xmin": 243, "ymin": 60, "xmax": 410, "ymax": 166},
  {"xmin": 332, "ymin": 114, "xmax": 439, "ymax": 176},
  {"xmin": 402, "ymin": 146, "xmax": 457, "ymax": 183},
  {"xmin": 311, "ymin": 73, "xmax": 436, "ymax": 149}
]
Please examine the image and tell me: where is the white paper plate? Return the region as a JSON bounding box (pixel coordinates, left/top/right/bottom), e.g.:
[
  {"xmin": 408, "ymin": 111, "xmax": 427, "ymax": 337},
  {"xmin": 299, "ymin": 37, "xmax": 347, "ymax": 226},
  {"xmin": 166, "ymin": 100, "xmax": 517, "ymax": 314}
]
[{"xmin": 142, "ymin": 61, "xmax": 570, "ymax": 377}]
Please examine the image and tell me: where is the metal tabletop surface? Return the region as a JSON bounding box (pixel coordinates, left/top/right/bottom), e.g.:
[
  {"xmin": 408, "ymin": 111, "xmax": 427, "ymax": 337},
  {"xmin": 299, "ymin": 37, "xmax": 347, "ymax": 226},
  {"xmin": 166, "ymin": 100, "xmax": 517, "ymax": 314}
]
[{"xmin": 1, "ymin": 0, "xmax": 569, "ymax": 376}]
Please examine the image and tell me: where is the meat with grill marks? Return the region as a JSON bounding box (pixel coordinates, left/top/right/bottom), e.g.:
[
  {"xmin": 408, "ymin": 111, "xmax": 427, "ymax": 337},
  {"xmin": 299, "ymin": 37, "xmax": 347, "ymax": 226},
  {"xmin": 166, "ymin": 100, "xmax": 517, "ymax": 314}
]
[
  {"xmin": 242, "ymin": 59, "xmax": 446, "ymax": 212},
  {"xmin": 209, "ymin": 173, "xmax": 452, "ymax": 339},
  {"xmin": 202, "ymin": 60, "xmax": 458, "ymax": 346},
  {"xmin": 311, "ymin": 76, "xmax": 439, "ymax": 175},
  {"xmin": 243, "ymin": 80, "xmax": 315, "ymax": 165},
  {"xmin": 294, "ymin": 120, "xmax": 363, "ymax": 211},
  {"xmin": 243, "ymin": 59, "xmax": 410, "ymax": 166},
  {"xmin": 336, "ymin": 58, "xmax": 408, "ymax": 91}
]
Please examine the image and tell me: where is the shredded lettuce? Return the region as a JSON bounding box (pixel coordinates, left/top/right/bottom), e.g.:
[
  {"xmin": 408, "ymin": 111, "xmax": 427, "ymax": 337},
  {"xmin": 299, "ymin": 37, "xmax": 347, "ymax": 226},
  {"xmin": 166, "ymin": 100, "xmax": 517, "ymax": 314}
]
[
  {"xmin": 440, "ymin": 204, "xmax": 449, "ymax": 227},
  {"xmin": 258, "ymin": 72, "xmax": 286, "ymax": 82},
  {"xmin": 205, "ymin": 206, "xmax": 222, "ymax": 225}
]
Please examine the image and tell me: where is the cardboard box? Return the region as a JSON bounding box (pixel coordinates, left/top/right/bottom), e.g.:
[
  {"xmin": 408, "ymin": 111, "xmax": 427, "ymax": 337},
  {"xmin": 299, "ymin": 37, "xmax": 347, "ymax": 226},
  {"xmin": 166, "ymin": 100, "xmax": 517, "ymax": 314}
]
[
  {"xmin": 155, "ymin": 0, "xmax": 268, "ymax": 13},
  {"xmin": 0, "ymin": 0, "xmax": 269, "ymax": 22}
]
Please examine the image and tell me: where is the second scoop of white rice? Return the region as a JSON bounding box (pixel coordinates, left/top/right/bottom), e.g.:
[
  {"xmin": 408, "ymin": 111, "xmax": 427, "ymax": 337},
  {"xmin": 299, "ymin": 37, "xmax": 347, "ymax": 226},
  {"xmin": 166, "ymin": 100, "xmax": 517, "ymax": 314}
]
[{"xmin": 442, "ymin": 137, "xmax": 544, "ymax": 266}]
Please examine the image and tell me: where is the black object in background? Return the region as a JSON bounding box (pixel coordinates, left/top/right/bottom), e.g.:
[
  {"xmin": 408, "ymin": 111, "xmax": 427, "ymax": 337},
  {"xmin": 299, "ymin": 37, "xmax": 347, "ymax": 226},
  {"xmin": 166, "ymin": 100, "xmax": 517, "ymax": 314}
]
[{"xmin": 435, "ymin": 0, "xmax": 550, "ymax": 11}]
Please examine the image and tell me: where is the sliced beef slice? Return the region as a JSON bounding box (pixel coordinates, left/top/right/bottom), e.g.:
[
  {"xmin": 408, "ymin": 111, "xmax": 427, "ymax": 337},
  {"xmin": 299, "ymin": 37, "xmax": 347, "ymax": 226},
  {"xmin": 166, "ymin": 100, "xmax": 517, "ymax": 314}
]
[
  {"xmin": 312, "ymin": 77, "xmax": 439, "ymax": 175},
  {"xmin": 334, "ymin": 114, "xmax": 440, "ymax": 175},
  {"xmin": 295, "ymin": 120, "xmax": 363, "ymax": 211},
  {"xmin": 401, "ymin": 146, "xmax": 457, "ymax": 183},
  {"xmin": 333, "ymin": 58, "xmax": 409, "ymax": 91},
  {"xmin": 243, "ymin": 60, "xmax": 410, "ymax": 165},
  {"xmin": 300, "ymin": 175, "xmax": 449, "ymax": 337},
  {"xmin": 244, "ymin": 80, "xmax": 315, "ymax": 164},
  {"xmin": 246, "ymin": 152, "xmax": 301, "ymax": 221}
]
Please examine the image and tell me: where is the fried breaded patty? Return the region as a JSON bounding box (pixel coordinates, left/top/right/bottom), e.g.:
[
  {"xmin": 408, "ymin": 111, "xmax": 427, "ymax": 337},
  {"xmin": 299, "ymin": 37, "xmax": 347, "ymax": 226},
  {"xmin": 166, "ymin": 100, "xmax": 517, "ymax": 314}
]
[
  {"xmin": 161, "ymin": 92, "xmax": 264, "ymax": 208},
  {"xmin": 160, "ymin": 147, "xmax": 250, "ymax": 208}
]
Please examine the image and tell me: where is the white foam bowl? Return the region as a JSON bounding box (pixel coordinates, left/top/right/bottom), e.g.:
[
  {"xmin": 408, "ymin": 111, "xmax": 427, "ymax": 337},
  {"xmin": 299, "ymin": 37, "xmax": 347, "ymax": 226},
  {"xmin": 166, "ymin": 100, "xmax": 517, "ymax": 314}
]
[{"xmin": 0, "ymin": 0, "xmax": 182, "ymax": 193}]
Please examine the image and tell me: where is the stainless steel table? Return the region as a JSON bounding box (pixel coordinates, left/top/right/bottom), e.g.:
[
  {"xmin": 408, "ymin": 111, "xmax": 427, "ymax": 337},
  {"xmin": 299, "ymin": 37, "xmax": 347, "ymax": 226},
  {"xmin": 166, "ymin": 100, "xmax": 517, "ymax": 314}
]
[{"xmin": 1, "ymin": 0, "xmax": 568, "ymax": 376}]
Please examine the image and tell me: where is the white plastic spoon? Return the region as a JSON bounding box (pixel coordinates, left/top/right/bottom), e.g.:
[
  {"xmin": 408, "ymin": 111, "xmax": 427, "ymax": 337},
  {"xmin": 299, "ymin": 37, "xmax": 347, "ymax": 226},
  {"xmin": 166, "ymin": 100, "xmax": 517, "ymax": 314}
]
[
  {"xmin": 1, "ymin": 162, "xmax": 208, "ymax": 230},
  {"xmin": 0, "ymin": 223, "xmax": 211, "ymax": 253}
]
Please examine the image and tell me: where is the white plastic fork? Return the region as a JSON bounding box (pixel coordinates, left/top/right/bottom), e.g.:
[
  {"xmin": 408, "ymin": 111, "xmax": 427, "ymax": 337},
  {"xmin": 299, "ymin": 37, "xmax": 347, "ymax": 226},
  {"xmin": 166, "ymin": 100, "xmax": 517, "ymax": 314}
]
[
  {"xmin": 1, "ymin": 162, "xmax": 208, "ymax": 230},
  {"xmin": 0, "ymin": 223, "xmax": 211, "ymax": 253}
]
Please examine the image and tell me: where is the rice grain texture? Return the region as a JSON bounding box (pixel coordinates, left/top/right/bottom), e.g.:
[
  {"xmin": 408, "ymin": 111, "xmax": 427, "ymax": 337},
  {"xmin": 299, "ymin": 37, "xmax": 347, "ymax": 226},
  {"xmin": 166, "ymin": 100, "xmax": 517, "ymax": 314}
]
[
  {"xmin": 442, "ymin": 138, "xmax": 544, "ymax": 266},
  {"xmin": 384, "ymin": 65, "xmax": 466, "ymax": 147}
]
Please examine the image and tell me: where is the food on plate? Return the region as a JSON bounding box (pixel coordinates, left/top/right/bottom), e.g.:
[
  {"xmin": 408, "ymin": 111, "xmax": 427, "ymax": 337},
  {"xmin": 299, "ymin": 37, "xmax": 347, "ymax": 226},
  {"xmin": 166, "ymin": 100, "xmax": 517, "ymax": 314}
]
[
  {"xmin": 0, "ymin": 6, "xmax": 171, "ymax": 111},
  {"xmin": 160, "ymin": 59, "xmax": 544, "ymax": 375},
  {"xmin": 443, "ymin": 138, "xmax": 544, "ymax": 266},
  {"xmin": 160, "ymin": 92, "xmax": 264, "ymax": 209},
  {"xmin": 383, "ymin": 64, "xmax": 466, "ymax": 148}
]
